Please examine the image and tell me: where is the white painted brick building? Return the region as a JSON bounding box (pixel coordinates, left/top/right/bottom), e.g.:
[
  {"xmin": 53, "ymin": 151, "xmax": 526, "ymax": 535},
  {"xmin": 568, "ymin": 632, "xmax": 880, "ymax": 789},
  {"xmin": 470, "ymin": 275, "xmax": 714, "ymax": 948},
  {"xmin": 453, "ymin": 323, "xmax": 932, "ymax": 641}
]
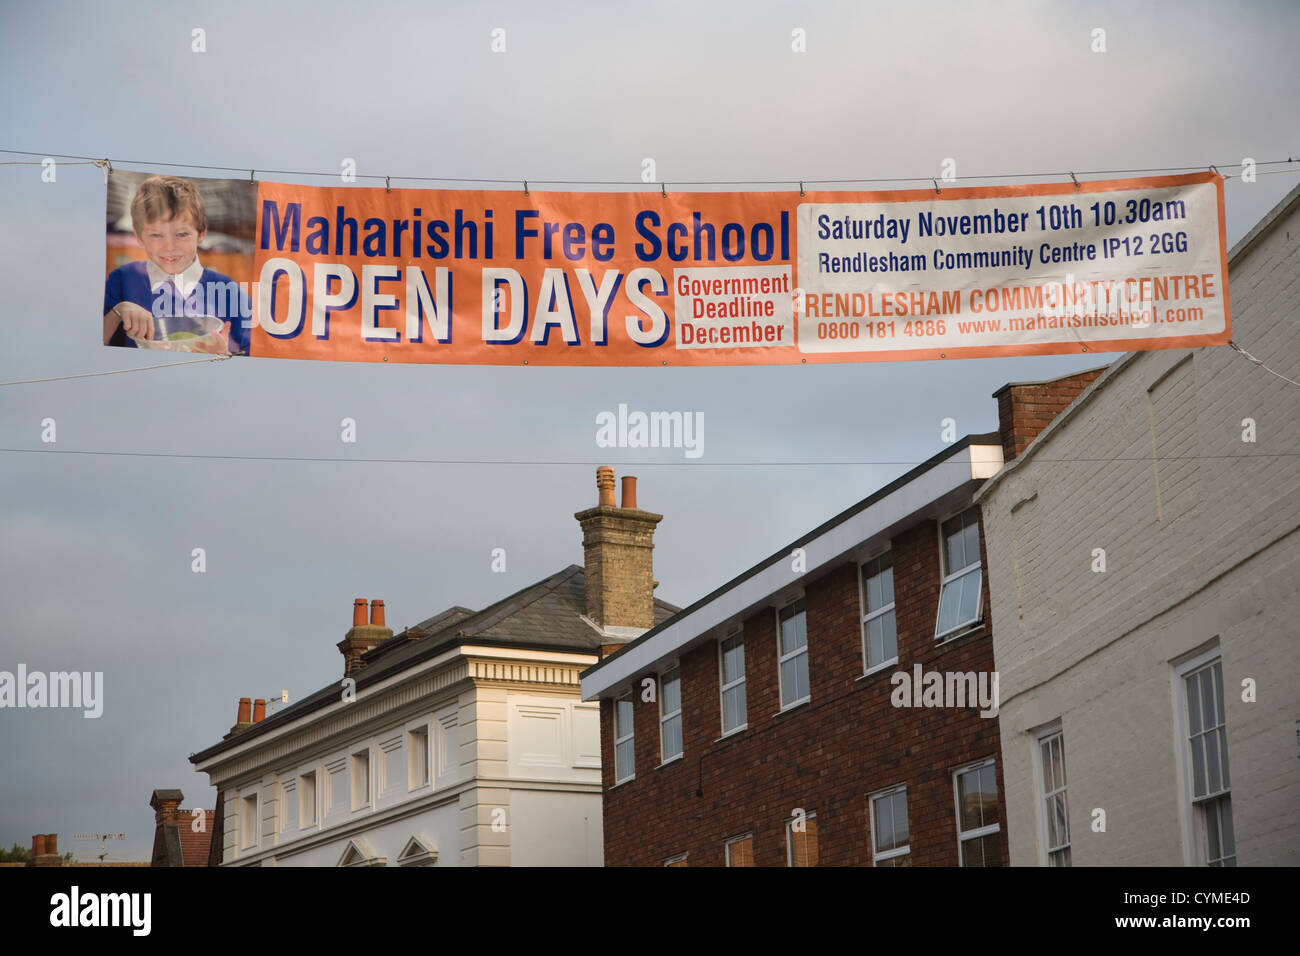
[{"xmin": 975, "ymin": 183, "xmax": 1300, "ymax": 866}]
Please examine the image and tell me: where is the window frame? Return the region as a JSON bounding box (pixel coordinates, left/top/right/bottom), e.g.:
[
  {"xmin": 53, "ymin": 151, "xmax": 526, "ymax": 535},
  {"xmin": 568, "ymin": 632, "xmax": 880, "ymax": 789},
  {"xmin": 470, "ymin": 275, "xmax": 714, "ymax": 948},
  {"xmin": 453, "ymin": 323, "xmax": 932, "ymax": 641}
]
[
  {"xmin": 663, "ymin": 853, "xmax": 688, "ymax": 867},
  {"xmin": 407, "ymin": 723, "xmax": 431, "ymax": 791},
  {"xmin": 658, "ymin": 665, "xmax": 683, "ymax": 765},
  {"xmin": 298, "ymin": 770, "xmax": 318, "ymax": 830},
  {"xmin": 239, "ymin": 791, "xmax": 259, "ymax": 850},
  {"xmin": 613, "ymin": 689, "xmax": 636, "ymax": 785},
  {"xmin": 718, "ymin": 630, "xmax": 747, "ymax": 738},
  {"xmin": 1172, "ymin": 646, "xmax": 1236, "ymax": 867},
  {"xmin": 935, "ymin": 507, "xmax": 985, "ymax": 643},
  {"xmin": 776, "ymin": 597, "xmax": 811, "ymax": 712},
  {"xmin": 952, "ymin": 759, "xmax": 1002, "ymax": 867},
  {"xmin": 724, "ymin": 832, "xmax": 755, "ymax": 867},
  {"xmin": 785, "ymin": 811, "xmax": 818, "ymax": 867},
  {"xmin": 869, "ymin": 784, "xmax": 911, "ymax": 866},
  {"xmin": 859, "ymin": 549, "xmax": 899, "ymax": 675},
  {"xmin": 1031, "ymin": 723, "xmax": 1071, "ymax": 867},
  {"xmin": 350, "ymin": 747, "xmax": 371, "ymax": 812}
]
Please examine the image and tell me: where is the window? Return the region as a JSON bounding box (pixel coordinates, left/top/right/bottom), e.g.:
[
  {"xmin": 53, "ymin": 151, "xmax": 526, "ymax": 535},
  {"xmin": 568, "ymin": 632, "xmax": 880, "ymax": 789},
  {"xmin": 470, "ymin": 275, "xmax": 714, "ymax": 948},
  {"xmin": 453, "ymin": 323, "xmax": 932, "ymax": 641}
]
[
  {"xmin": 351, "ymin": 749, "xmax": 370, "ymax": 810},
  {"xmin": 614, "ymin": 691, "xmax": 635, "ymax": 784},
  {"xmin": 954, "ymin": 761, "xmax": 1003, "ymax": 866},
  {"xmin": 660, "ymin": 667, "xmax": 683, "ymax": 763},
  {"xmin": 1182, "ymin": 659, "xmax": 1235, "ymax": 866},
  {"xmin": 861, "ymin": 552, "xmax": 898, "ymax": 672},
  {"xmin": 408, "ymin": 726, "xmax": 429, "ymax": 789},
  {"xmin": 1037, "ymin": 730, "xmax": 1071, "ymax": 866},
  {"xmin": 240, "ymin": 793, "xmax": 258, "ymax": 849},
  {"xmin": 777, "ymin": 599, "xmax": 810, "ymax": 709},
  {"xmin": 936, "ymin": 508, "xmax": 983, "ymax": 640},
  {"xmin": 719, "ymin": 632, "xmax": 747, "ymax": 735},
  {"xmin": 299, "ymin": 772, "xmax": 317, "ymax": 828},
  {"xmin": 786, "ymin": 813, "xmax": 818, "ymax": 866},
  {"xmin": 725, "ymin": 833, "xmax": 754, "ymax": 867},
  {"xmin": 664, "ymin": 853, "xmax": 688, "ymax": 867},
  {"xmin": 870, "ymin": 787, "xmax": 910, "ymax": 866}
]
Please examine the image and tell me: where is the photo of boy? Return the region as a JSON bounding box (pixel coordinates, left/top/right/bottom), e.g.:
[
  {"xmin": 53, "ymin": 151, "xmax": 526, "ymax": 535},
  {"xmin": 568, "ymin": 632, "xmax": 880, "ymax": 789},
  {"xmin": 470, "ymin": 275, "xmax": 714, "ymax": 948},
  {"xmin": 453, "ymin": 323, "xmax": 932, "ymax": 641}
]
[{"xmin": 103, "ymin": 174, "xmax": 253, "ymax": 355}]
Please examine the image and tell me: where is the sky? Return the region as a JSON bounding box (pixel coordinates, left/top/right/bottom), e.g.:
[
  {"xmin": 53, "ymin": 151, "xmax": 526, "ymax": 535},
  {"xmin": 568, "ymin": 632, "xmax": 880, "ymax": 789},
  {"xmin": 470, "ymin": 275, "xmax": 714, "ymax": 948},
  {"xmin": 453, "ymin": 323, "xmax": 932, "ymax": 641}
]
[{"xmin": 0, "ymin": 0, "xmax": 1296, "ymax": 863}]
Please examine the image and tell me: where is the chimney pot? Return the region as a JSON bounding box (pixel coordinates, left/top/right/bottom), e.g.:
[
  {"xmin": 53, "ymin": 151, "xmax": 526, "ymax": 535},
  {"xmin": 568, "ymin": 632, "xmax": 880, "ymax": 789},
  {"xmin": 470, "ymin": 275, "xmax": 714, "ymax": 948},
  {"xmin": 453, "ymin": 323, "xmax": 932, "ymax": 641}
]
[
  {"xmin": 252, "ymin": 699, "xmax": 267, "ymax": 723},
  {"xmin": 236, "ymin": 697, "xmax": 251, "ymax": 724},
  {"xmin": 353, "ymin": 598, "xmax": 367, "ymax": 627},
  {"xmin": 369, "ymin": 599, "xmax": 386, "ymax": 627},
  {"xmin": 45, "ymin": 834, "xmax": 58, "ymax": 856},
  {"xmin": 596, "ymin": 466, "xmax": 616, "ymax": 506},
  {"xmin": 32, "ymin": 834, "xmax": 45, "ymax": 856},
  {"xmin": 620, "ymin": 475, "xmax": 638, "ymax": 510}
]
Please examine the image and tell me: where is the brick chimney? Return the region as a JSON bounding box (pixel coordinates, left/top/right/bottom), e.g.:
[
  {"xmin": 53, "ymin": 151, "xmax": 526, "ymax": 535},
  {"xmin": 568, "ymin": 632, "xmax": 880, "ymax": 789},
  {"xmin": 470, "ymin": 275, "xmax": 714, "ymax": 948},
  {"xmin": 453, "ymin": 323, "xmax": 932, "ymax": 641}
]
[
  {"xmin": 575, "ymin": 467, "xmax": 662, "ymax": 643},
  {"xmin": 338, "ymin": 598, "xmax": 394, "ymax": 676},
  {"xmin": 994, "ymin": 368, "xmax": 1106, "ymax": 462},
  {"xmin": 150, "ymin": 788, "xmax": 186, "ymax": 867},
  {"xmin": 30, "ymin": 833, "xmax": 61, "ymax": 867}
]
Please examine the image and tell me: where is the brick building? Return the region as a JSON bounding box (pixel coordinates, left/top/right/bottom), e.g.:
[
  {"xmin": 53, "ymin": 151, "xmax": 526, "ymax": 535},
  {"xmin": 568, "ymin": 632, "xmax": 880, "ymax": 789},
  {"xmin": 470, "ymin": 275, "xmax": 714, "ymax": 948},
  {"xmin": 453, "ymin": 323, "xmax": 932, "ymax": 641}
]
[
  {"xmin": 582, "ymin": 435, "xmax": 1017, "ymax": 866},
  {"xmin": 975, "ymin": 182, "xmax": 1300, "ymax": 866}
]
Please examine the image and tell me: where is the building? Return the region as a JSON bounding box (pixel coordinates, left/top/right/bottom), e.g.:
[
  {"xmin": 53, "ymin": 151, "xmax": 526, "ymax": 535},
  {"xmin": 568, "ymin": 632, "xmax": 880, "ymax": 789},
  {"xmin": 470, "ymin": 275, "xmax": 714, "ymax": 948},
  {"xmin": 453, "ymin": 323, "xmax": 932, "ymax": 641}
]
[
  {"xmin": 582, "ymin": 435, "xmax": 1014, "ymax": 866},
  {"xmin": 974, "ymin": 182, "xmax": 1300, "ymax": 866},
  {"xmin": 189, "ymin": 469, "xmax": 676, "ymax": 866}
]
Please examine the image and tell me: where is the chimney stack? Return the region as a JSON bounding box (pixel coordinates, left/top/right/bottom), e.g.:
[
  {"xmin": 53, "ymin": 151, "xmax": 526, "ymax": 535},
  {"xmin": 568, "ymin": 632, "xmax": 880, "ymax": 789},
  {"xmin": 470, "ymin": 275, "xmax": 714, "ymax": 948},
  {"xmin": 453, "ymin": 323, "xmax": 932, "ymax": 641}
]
[
  {"xmin": 338, "ymin": 598, "xmax": 394, "ymax": 675},
  {"xmin": 30, "ymin": 833, "xmax": 61, "ymax": 867},
  {"xmin": 575, "ymin": 467, "xmax": 662, "ymax": 637},
  {"xmin": 994, "ymin": 369, "xmax": 1106, "ymax": 462},
  {"xmin": 226, "ymin": 697, "xmax": 253, "ymax": 737},
  {"xmin": 150, "ymin": 788, "xmax": 184, "ymax": 827}
]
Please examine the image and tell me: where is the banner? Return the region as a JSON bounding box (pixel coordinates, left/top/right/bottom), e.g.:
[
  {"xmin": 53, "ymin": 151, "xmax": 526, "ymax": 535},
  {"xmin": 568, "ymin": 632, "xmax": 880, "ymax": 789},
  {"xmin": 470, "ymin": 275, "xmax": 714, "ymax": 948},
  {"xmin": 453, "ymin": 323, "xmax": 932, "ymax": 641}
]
[{"xmin": 102, "ymin": 171, "xmax": 1230, "ymax": 365}]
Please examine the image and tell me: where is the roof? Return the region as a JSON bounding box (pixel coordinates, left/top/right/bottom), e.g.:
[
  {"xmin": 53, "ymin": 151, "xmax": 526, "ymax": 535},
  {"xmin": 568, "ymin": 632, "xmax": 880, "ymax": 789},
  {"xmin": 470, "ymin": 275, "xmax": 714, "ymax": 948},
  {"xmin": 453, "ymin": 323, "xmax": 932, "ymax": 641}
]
[
  {"xmin": 177, "ymin": 811, "xmax": 214, "ymax": 867},
  {"xmin": 581, "ymin": 433, "xmax": 1003, "ymax": 699},
  {"xmin": 190, "ymin": 565, "xmax": 679, "ymax": 764}
]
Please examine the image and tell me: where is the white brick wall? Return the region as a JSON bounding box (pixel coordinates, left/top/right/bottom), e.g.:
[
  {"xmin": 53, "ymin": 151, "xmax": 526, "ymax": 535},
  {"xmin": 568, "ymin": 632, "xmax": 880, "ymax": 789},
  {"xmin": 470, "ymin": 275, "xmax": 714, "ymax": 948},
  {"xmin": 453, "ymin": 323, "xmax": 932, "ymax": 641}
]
[{"xmin": 979, "ymin": 189, "xmax": 1300, "ymax": 866}]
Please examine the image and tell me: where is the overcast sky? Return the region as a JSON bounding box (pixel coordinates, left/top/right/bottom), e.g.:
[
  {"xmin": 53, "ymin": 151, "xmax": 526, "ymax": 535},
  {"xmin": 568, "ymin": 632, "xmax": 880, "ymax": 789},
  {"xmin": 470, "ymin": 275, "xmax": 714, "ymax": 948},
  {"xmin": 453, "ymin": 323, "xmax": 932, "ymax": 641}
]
[{"xmin": 0, "ymin": 0, "xmax": 1295, "ymax": 863}]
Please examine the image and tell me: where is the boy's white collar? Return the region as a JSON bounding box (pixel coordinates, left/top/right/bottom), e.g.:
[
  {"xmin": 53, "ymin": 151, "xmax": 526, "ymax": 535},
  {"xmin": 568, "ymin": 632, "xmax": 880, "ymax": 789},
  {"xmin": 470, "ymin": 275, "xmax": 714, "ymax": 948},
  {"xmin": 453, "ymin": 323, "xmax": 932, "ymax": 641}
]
[{"xmin": 146, "ymin": 256, "xmax": 204, "ymax": 296}]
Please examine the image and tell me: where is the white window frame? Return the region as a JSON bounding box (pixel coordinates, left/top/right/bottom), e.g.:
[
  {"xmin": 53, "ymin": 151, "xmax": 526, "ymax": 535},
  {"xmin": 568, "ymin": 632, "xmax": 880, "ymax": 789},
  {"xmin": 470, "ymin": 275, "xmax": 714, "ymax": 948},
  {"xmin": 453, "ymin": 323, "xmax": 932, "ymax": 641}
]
[
  {"xmin": 785, "ymin": 811, "xmax": 818, "ymax": 867},
  {"xmin": 613, "ymin": 689, "xmax": 635, "ymax": 785},
  {"xmin": 298, "ymin": 770, "xmax": 318, "ymax": 830},
  {"xmin": 724, "ymin": 832, "xmax": 754, "ymax": 867},
  {"xmin": 659, "ymin": 665, "xmax": 683, "ymax": 765},
  {"xmin": 859, "ymin": 550, "xmax": 898, "ymax": 675},
  {"xmin": 1172, "ymin": 646, "xmax": 1235, "ymax": 867},
  {"xmin": 935, "ymin": 507, "xmax": 984, "ymax": 642},
  {"xmin": 1031, "ymin": 722, "xmax": 1071, "ymax": 867},
  {"xmin": 239, "ymin": 791, "xmax": 259, "ymax": 850},
  {"xmin": 952, "ymin": 759, "xmax": 1001, "ymax": 866},
  {"xmin": 663, "ymin": 852, "xmax": 688, "ymax": 867},
  {"xmin": 718, "ymin": 630, "xmax": 747, "ymax": 737},
  {"xmin": 776, "ymin": 597, "xmax": 810, "ymax": 712},
  {"xmin": 869, "ymin": 785, "xmax": 910, "ymax": 866},
  {"xmin": 351, "ymin": 747, "xmax": 371, "ymax": 811},
  {"xmin": 407, "ymin": 724, "xmax": 430, "ymax": 791}
]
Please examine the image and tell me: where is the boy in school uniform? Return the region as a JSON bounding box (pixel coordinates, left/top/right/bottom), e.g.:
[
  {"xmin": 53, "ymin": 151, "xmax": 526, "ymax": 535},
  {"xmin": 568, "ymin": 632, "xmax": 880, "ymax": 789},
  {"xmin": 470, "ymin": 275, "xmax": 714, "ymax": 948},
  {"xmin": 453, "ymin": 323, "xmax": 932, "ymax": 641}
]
[{"xmin": 103, "ymin": 175, "xmax": 252, "ymax": 355}]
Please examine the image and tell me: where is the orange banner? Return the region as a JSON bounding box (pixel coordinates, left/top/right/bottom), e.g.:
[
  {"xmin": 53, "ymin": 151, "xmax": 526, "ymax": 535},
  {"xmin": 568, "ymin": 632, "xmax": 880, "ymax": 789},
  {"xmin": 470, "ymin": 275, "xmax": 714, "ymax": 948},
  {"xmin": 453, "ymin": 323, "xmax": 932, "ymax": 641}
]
[{"xmin": 104, "ymin": 172, "xmax": 1230, "ymax": 365}]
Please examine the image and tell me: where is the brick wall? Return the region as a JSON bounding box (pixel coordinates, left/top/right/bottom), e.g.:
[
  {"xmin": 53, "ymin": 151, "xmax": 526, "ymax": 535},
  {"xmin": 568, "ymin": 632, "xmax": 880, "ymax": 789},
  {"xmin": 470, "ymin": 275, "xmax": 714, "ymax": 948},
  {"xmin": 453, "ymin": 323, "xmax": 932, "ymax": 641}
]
[{"xmin": 600, "ymin": 511, "xmax": 1007, "ymax": 866}]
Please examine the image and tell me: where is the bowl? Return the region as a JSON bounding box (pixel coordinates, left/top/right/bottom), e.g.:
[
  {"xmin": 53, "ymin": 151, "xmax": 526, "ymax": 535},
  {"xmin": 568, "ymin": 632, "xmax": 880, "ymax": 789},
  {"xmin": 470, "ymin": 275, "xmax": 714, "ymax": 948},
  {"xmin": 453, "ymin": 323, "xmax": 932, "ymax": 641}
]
[{"xmin": 131, "ymin": 314, "xmax": 227, "ymax": 353}]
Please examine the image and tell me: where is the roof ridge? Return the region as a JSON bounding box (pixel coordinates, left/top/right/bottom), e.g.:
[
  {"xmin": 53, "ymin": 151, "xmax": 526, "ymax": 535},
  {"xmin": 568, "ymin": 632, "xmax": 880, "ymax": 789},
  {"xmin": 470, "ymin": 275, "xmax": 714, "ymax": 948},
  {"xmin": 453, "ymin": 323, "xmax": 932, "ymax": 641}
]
[{"xmin": 460, "ymin": 565, "xmax": 584, "ymax": 636}]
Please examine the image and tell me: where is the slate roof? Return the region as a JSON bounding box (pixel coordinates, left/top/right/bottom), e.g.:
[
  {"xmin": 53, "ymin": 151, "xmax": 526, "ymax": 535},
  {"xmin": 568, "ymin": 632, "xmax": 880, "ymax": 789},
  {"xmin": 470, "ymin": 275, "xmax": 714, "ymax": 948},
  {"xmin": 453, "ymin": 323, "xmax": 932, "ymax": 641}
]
[{"xmin": 190, "ymin": 565, "xmax": 677, "ymax": 763}]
